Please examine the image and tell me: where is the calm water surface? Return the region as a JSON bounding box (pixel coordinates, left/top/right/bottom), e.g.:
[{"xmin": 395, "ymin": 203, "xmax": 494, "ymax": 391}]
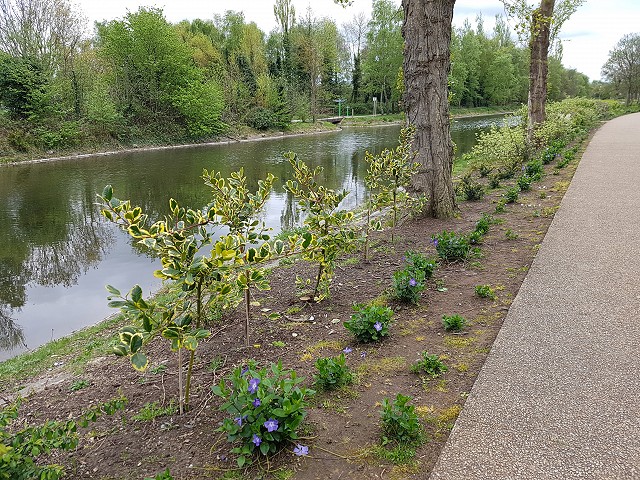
[{"xmin": 0, "ymin": 115, "xmax": 508, "ymax": 359}]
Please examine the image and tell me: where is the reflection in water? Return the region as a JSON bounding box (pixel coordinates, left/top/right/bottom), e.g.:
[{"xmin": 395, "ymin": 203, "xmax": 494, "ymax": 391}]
[{"xmin": 0, "ymin": 116, "xmax": 506, "ymax": 359}]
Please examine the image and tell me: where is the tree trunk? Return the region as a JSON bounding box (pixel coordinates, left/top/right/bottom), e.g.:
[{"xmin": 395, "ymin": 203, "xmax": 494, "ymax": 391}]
[
  {"xmin": 402, "ymin": 0, "xmax": 457, "ymax": 219},
  {"xmin": 527, "ymin": 0, "xmax": 555, "ymax": 145}
]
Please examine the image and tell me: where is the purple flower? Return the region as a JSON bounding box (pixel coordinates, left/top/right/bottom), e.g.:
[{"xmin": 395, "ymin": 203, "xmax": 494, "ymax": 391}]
[
  {"xmin": 360, "ymin": 351, "xmax": 367, "ymax": 359},
  {"xmin": 373, "ymin": 322, "xmax": 382, "ymax": 332},
  {"xmin": 264, "ymin": 418, "xmax": 279, "ymax": 432},
  {"xmin": 241, "ymin": 366, "xmax": 249, "ymax": 376},
  {"xmin": 234, "ymin": 415, "xmax": 247, "ymax": 427},
  {"xmin": 248, "ymin": 377, "xmax": 260, "ymax": 394},
  {"xmin": 252, "ymin": 397, "xmax": 261, "ymax": 408},
  {"xmin": 432, "ymin": 238, "xmax": 439, "ymax": 248},
  {"xmin": 293, "ymin": 444, "xmax": 309, "ymax": 456},
  {"xmin": 343, "ymin": 347, "xmax": 353, "ymax": 354},
  {"xmin": 409, "ymin": 278, "xmax": 417, "ymax": 287},
  {"xmin": 252, "ymin": 434, "xmax": 262, "ymax": 446}
]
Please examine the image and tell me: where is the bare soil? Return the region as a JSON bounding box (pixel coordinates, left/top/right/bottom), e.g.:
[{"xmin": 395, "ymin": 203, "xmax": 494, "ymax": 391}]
[{"xmin": 10, "ymin": 152, "xmax": 581, "ymax": 480}]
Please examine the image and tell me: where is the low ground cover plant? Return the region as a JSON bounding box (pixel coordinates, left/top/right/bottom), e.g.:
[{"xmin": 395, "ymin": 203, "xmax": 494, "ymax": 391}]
[
  {"xmin": 313, "ymin": 354, "xmax": 353, "ymax": 391},
  {"xmin": 212, "ymin": 361, "xmax": 314, "ymax": 467},
  {"xmin": 475, "ymin": 284, "xmax": 497, "ymax": 300},
  {"xmin": 442, "ymin": 314, "xmax": 467, "ymax": 332},
  {"xmin": 344, "ymin": 304, "xmax": 393, "ymax": 342},
  {"xmin": 392, "ymin": 251, "xmax": 437, "ymax": 304},
  {"xmin": 410, "ymin": 351, "xmax": 448, "ymax": 377},
  {"xmin": 432, "ymin": 230, "xmax": 471, "ymax": 262},
  {"xmin": 380, "ymin": 394, "xmax": 424, "ymax": 446}
]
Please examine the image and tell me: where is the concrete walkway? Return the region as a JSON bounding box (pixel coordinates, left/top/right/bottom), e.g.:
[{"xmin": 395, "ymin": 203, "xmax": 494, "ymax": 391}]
[{"xmin": 430, "ymin": 113, "xmax": 640, "ymax": 479}]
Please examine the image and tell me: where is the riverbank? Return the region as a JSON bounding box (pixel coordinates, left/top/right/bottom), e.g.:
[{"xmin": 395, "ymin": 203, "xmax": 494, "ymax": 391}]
[{"xmin": 0, "ymin": 108, "xmax": 515, "ymax": 167}]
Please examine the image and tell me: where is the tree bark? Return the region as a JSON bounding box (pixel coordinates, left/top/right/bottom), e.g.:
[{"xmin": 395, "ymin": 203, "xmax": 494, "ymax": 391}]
[
  {"xmin": 527, "ymin": 0, "xmax": 555, "ymax": 145},
  {"xmin": 402, "ymin": 0, "xmax": 457, "ymax": 219}
]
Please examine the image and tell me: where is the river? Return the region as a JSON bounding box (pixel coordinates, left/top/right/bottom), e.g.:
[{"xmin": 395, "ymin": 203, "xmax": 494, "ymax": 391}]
[{"xmin": 0, "ymin": 114, "xmax": 509, "ymax": 360}]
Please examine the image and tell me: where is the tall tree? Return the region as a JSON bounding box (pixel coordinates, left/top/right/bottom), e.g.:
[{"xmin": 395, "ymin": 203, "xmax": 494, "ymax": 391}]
[
  {"xmin": 502, "ymin": 0, "xmax": 585, "ymax": 144},
  {"xmin": 602, "ymin": 33, "xmax": 640, "ymax": 106},
  {"xmin": 401, "ymin": 0, "xmax": 457, "ymax": 218}
]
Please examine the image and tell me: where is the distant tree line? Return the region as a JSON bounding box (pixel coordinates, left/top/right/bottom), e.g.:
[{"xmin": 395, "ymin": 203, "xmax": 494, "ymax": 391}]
[{"xmin": 0, "ymin": 0, "xmax": 597, "ymax": 157}]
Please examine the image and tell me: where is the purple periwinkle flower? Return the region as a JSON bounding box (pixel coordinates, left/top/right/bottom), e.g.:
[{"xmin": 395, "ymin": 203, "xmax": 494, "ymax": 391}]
[
  {"xmin": 361, "ymin": 351, "xmax": 367, "ymax": 359},
  {"xmin": 343, "ymin": 347, "xmax": 353, "ymax": 354},
  {"xmin": 264, "ymin": 418, "xmax": 279, "ymax": 432},
  {"xmin": 409, "ymin": 278, "xmax": 417, "ymax": 287},
  {"xmin": 252, "ymin": 434, "xmax": 262, "ymax": 446},
  {"xmin": 252, "ymin": 397, "xmax": 261, "ymax": 408},
  {"xmin": 234, "ymin": 415, "xmax": 248, "ymax": 427},
  {"xmin": 293, "ymin": 444, "xmax": 309, "ymax": 456},
  {"xmin": 241, "ymin": 366, "xmax": 249, "ymax": 376},
  {"xmin": 248, "ymin": 377, "xmax": 260, "ymax": 394},
  {"xmin": 373, "ymin": 322, "xmax": 383, "ymax": 332},
  {"xmin": 432, "ymin": 238, "xmax": 439, "ymax": 248}
]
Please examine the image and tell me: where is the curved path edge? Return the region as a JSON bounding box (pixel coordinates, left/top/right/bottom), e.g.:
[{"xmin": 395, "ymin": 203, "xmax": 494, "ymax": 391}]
[{"xmin": 429, "ymin": 113, "xmax": 640, "ymax": 480}]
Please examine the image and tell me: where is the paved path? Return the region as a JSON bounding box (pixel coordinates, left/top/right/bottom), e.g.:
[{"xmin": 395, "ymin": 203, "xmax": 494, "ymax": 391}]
[{"xmin": 430, "ymin": 113, "xmax": 640, "ymax": 479}]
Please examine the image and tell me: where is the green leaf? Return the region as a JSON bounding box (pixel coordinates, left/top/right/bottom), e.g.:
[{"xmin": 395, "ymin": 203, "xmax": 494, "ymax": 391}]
[
  {"xmin": 260, "ymin": 442, "xmax": 270, "ymax": 455},
  {"xmin": 131, "ymin": 285, "xmax": 142, "ymax": 303},
  {"xmin": 183, "ymin": 336, "xmax": 198, "ymax": 351},
  {"xmin": 130, "ymin": 333, "xmax": 143, "ymax": 353},
  {"xmin": 105, "ymin": 285, "xmax": 121, "ymax": 296},
  {"xmin": 130, "ymin": 352, "xmax": 149, "ymax": 371},
  {"xmin": 108, "ymin": 300, "xmax": 127, "ymax": 308},
  {"xmin": 113, "ymin": 344, "xmax": 128, "ymax": 356},
  {"xmin": 102, "ymin": 185, "xmax": 113, "ymax": 201},
  {"xmin": 237, "ymin": 455, "xmax": 246, "ymax": 468}
]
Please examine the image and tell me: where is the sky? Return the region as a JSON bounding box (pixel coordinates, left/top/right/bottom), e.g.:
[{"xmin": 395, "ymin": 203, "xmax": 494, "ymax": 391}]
[{"xmin": 76, "ymin": 0, "xmax": 640, "ymax": 82}]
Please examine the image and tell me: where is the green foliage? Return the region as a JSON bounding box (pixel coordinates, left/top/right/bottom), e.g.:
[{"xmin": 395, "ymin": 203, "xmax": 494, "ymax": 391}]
[
  {"xmin": 474, "ymin": 213, "xmax": 494, "ymax": 236},
  {"xmin": 504, "ymin": 187, "xmax": 519, "ymax": 203},
  {"xmin": 212, "ymin": 361, "xmax": 314, "ymax": 467},
  {"xmin": 284, "ymin": 153, "xmax": 358, "ymax": 300},
  {"xmin": 524, "ymin": 159, "xmax": 544, "ymax": 179},
  {"xmin": 457, "ymin": 174, "xmax": 484, "ymax": 201},
  {"xmin": 410, "ymin": 351, "xmax": 448, "ymax": 377},
  {"xmin": 144, "ymin": 469, "xmax": 174, "ymax": 480},
  {"xmin": 0, "ymin": 54, "xmax": 47, "ymax": 119},
  {"xmin": 475, "ymin": 284, "xmax": 497, "ymax": 300},
  {"xmin": 471, "ymin": 124, "xmax": 526, "ymax": 174},
  {"xmin": 344, "ymin": 304, "xmax": 393, "ymax": 343},
  {"xmin": 313, "ymin": 354, "xmax": 353, "ymax": 391},
  {"xmin": 133, "ymin": 401, "xmax": 178, "ymax": 422},
  {"xmin": 442, "ymin": 314, "xmax": 467, "ymax": 332},
  {"xmin": 391, "ymin": 251, "xmax": 437, "ymax": 304},
  {"xmin": 0, "ymin": 396, "xmax": 126, "ymax": 480},
  {"xmin": 365, "ymin": 126, "xmax": 419, "ymax": 244},
  {"xmin": 70, "ymin": 379, "xmax": 90, "ymax": 392},
  {"xmin": 432, "ymin": 231, "xmax": 471, "ymax": 262},
  {"xmin": 488, "ymin": 174, "xmax": 501, "ymax": 189},
  {"xmin": 380, "ymin": 394, "xmax": 423, "ymax": 446},
  {"xmin": 517, "ymin": 174, "xmax": 533, "ymax": 191},
  {"xmin": 505, "ymin": 229, "xmax": 519, "ymax": 240}
]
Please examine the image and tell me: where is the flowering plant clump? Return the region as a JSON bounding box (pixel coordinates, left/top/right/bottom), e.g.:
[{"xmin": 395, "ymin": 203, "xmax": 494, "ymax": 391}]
[
  {"xmin": 344, "ymin": 304, "xmax": 393, "ymax": 342},
  {"xmin": 314, "ymin": 354, "xmax": 354, "ymax": 391},
  {"xmin": 392, "ymin": 251, "xmax": 437, "ymax": 304},
  {"xmin": 212, "ymin": 361, "xmax": 314, "ymax": 467},
  {"xmin": 431, "ymin": 230, "xmax": 471, "ymax": 262},
  {"xmin": 442, "ymin": 314, "xmax": 467, "ymax": 332}
]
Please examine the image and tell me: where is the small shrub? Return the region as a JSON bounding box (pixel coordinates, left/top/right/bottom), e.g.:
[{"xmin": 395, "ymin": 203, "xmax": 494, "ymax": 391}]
[
  {"xmin": 517, "ymin": 174, "xmax": 533, "ymax": 191},
  {"xmin": 504, "ymin": 187, "xmax": 519, "ymax": 203},
  {"xmin": 212, "ymin": 361, "xmax": 314, "ymax": 467},
  {"xmin": 432, "ymin": 230, "xmax": 470, "ymax": 262},
  {"xmin": 344, "ymin": 304, "xmax": 393, "ymax": 342},
  {"xmin": 495, "ymin": 200, "xmax": 506, "ymax": 213},
  {"xmin": 457, "ymin": 174, "xmax": 484, "ymax": 201},
  {"xmin": 314, "ymin": 354, "xmax": 353, "ymax": 390},
  {"xmin": 442, "ymin": 314, "xmax": 467, "ymax": 332},
  {"xmin": 488, "ymin": 174, "xmax": 501, "ymax": 189},
  {"xmin": 380, "ymin": 394, "xmax": 423, "ymax": 446},
  {"xmin": 475, "ymin": 284, "xmax": 497, "ymax": 300},
  {"xmin": 410, "ymin": 352, "xmax": 448, "ymax": 377}
]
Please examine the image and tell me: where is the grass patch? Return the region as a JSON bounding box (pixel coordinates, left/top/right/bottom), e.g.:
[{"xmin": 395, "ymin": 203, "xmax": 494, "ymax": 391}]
[
  {"xmin": 132, "ymin": 401, "xmax": 178, "ymax": 422},
  {"xmin": 357, "ymin": 356, "xmax": 407, "ymax": 377},
  {"xmin": 443, "ymin": 336, "xmax": 477, "ymax": 349}
]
